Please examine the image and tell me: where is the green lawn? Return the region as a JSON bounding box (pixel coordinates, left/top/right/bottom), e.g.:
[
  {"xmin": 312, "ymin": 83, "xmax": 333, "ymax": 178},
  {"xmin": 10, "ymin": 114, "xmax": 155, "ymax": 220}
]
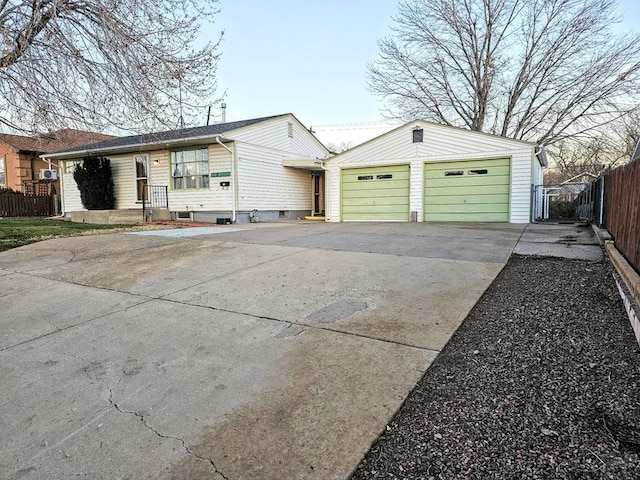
[{"xmin": 0, "ymin": 217, "xmax": 139, "ymax": 252}]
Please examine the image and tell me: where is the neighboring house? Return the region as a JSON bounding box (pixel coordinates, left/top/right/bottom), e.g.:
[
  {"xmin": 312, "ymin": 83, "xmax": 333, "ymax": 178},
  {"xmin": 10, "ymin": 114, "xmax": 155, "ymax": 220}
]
[
  {"xmin": 631, "ymin": 137, "xmax": 640, "ymax": 163},
  {"xmin": 323, "ymin": 120, "xmax": 546, "ymax": 223},
  {"xmin": 0, "ymin": 129, "xmax": 115, "ymax": 194},
  {"xmin": 44, "ymin": 114, "xmax": 330, "ymax": 222}
]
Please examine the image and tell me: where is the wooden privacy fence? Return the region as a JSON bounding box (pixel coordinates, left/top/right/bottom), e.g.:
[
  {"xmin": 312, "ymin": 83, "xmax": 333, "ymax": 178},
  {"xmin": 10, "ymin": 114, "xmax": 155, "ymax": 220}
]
[
  {"xmin": 0, "ymin": 193, "xmax": 55, "ymax": 217},
  {"xmin": 606, "ymin": 159, "xmax": 640, "ymax": 273}
]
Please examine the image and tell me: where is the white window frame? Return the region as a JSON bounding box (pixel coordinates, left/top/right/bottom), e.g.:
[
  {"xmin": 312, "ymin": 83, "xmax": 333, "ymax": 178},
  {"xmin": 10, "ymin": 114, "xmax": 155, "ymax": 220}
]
[
  {"xmin": 134, "ymin": 154, "xmax": 150, "ymax": 202},
  {"xmin": 171, "ymin": 147, "xmax": 210, "ymax": 190},
  {"xmin": 64, "ymin": 160, "xmax": 83, "ymax": 174}
]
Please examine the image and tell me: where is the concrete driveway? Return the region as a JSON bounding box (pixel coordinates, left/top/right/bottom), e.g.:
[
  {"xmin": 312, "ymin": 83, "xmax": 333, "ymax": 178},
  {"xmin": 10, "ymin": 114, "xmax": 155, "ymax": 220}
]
[{"xmin": 0, "ymin": 222, "xmax": 524, "ymax": 479}]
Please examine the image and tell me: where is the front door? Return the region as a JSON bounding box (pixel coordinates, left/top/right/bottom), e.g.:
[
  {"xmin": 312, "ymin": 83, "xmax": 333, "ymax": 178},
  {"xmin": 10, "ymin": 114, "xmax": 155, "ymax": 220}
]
[
  {"xmin": 312, "ymin": 173, "xmax": 324, "ymax": 215},
  {"xmin": 135, "ymin": 154, "xmax": 149, "ymax": 202}
]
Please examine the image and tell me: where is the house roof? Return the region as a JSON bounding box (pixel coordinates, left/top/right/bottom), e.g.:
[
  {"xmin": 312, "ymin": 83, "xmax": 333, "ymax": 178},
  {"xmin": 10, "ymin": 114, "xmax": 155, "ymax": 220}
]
[
  {"xmin": 44, "ymin": 114, "xmax": 289, "ymax": 159},
  {"xmin": 0, "ymin": 129, "xmax": 115, "ymax": 154}
]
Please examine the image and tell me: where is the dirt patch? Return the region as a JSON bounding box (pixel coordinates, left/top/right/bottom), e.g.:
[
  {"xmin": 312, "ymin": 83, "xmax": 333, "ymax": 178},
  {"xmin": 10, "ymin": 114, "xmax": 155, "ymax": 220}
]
[{"xmin": 168, "ymin": 331, "xmax": 434, "ymax": 480}]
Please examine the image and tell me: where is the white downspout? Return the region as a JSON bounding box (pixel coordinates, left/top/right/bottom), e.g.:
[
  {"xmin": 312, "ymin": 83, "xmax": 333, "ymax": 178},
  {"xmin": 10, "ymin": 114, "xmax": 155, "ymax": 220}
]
[
  {"xmin": 215, "ymin": 137, "xmax": 235, "ymax": 223},
  {"xmin": 321, "ymin": 161, "xmax": 330, "ymax": 221}
]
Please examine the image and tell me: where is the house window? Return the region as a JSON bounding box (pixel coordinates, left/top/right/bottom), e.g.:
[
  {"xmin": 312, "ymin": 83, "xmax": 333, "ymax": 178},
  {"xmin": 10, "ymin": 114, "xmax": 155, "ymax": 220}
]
[
  {"xmin": 413, "ymin": 128, "xmax": 423, "ymax": 143},
  {"xmin": 0, "ymin": 157, "xmax": 5, "ymax": 186},
  {"xmin": 171, "ymin": 148, "xmax": 209, "ymax": 189},
  {"xmin": 65, "ymin": 160, "xmax": 83, "ymax": 174},
  {"xmin": 135, "ymin": 154, "xmax": 149, "ymax": 201}
]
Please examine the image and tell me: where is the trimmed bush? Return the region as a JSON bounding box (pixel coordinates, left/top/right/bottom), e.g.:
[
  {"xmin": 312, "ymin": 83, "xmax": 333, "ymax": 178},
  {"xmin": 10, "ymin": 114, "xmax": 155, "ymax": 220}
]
[{"xmin": 73, "ymin": 156, "xmax": 116, "ymax": 210}]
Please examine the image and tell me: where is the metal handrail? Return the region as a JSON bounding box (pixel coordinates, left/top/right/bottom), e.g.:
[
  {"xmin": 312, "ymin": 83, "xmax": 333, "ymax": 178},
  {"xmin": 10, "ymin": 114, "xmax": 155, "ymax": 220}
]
[{"xmin": 142, "ymin": 184, "xmax": 168, "ymax": 221}]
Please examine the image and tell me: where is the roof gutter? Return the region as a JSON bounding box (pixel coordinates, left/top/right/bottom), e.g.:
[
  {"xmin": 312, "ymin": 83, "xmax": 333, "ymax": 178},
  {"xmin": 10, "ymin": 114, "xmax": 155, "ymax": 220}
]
[
  {"xmin": 535, "ymin": 145, "xmax": 548, "ymax": 167},
  {"xmin": 41, "ymin": 133, "xmax": 236, "ymax": 160}
]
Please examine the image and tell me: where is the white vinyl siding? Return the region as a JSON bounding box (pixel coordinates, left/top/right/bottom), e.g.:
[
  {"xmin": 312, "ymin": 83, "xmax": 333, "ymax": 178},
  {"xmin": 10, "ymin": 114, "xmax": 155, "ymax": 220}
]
[
  {"xmin": 325, "ymin": 122, "xmax": 535, "ymax": 223},
  {"xmin": 109, "ymin": 154, "xmax": 138, "ymax": 209},
  {"xmin": 229, "ymin": 115, "xmax": 328, "ymax": 159},
  {"xmin": 236, "ymin": 143, "xmax": 312, "ymax": 211},
  {"xmin": 61, "ymin": 161, "xmax": 84, "ymax": 213}
]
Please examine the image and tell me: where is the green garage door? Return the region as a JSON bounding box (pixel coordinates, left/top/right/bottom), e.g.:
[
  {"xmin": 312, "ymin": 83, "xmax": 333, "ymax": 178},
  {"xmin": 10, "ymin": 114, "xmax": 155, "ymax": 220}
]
[
  {"xmin": 341, "ymin": 165, "xmax": 410, "ymax": 221},
  {"xmin": 424, "ymin": 158, "xmax": 510, "ymax": 222}
]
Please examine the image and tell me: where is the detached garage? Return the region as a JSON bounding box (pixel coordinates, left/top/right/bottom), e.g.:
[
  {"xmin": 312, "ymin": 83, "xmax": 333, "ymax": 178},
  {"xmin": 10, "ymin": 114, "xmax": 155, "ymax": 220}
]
[{"xmin": 324, "ymin": 121, "xmax": 546, "ymax": 223}]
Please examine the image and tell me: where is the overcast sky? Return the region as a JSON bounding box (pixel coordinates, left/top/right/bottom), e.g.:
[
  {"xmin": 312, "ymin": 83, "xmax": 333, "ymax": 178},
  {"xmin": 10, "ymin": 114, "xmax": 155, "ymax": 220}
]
[{"xmin": 213, "ymin": 0, "xmax": 640, "ymax": 146}]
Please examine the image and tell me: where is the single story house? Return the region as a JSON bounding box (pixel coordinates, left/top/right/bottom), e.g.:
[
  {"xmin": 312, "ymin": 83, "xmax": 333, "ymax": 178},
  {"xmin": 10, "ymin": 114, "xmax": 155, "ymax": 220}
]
[
  {"xmin": 323, "ymin": 120, "xmax": 546, "ymax": 223},
  {"xmin": 44, "ymin": 114, "xmax": 330, "ymax": 223},
  {"xmin": 0, "ymin": 129, "xmax": 114, "ymax": 194}
]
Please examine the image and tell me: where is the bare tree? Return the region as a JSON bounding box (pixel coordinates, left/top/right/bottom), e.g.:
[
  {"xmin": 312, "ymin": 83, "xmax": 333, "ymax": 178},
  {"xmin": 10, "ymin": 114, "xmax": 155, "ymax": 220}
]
[
  {"xmin": 326, "ymin": 140, "xmax": 354, "ymax": 154},
  {"xmin": 0, "ymin": 0, "xmax": 223, "ymax": 134},
  {"xmin": 545, "ymin": 109, "xmax": 640, "ymax": 182},
  {"xmin": 369, "ymin": 0, "xmax": 640, "ymax": 145}
]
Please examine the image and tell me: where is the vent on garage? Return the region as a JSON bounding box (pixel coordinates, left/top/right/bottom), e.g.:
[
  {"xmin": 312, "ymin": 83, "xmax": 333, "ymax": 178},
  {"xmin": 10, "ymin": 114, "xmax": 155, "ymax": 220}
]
[{"xmin": 413, "ymin": 128, "xmax": 423, "ymax": 143}]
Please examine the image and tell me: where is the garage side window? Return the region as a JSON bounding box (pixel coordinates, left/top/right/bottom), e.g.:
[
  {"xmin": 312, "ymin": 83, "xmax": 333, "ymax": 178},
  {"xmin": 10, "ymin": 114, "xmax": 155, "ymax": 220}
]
[
  {"xmin": 171, "ymin": 148, "xmax": 210, "ymax": 189},
  {"xmin": 0, "ymin": 157, "xmax": 5, "ymax": 186}
]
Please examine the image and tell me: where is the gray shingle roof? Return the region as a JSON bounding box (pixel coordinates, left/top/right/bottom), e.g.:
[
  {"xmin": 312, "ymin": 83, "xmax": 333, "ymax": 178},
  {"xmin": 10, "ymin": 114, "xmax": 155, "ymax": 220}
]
[{"xmin": 49, "ymin": 114, "xmax": 286, "ymax": 156}]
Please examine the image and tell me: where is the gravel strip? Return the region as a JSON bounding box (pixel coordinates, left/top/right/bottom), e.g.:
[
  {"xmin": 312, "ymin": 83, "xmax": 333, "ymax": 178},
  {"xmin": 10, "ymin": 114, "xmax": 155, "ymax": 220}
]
[{"xmin": 352, "ymin": 255, "xmax": 640, "ymax": 479}]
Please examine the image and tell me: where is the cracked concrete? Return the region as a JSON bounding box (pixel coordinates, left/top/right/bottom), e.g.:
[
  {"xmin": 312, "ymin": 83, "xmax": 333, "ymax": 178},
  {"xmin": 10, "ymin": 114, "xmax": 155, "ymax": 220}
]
[
  {"xmin": 513, "ymin": 223, "xmax": 603, "ymax": 260},
  {"xmin": 0, "ymin": 222, "xmax": 522, "ymax": 479},
  {"xmin": 107, "ymin": 386, "xmax": 229, "ymax": 480}
]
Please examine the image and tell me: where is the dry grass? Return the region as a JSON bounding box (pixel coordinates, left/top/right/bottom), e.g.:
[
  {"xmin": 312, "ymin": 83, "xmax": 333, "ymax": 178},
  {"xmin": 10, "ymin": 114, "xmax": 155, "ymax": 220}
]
[{"xmin": 0, "ymin": 217, "xmax": 166, "ymax": 252}]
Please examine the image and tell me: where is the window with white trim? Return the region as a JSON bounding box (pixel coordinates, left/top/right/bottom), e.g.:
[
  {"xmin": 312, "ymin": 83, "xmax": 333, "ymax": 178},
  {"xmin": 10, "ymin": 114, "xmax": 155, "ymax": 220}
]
[
  {"xmin": 0, "ymin": 157, "xmax": 5, "ymax": 186},
  {"xmin": 171, "ymin": 148, "xmax": 210, "ymax": 189},
  {"xmin": 64, "ymin": 160, "xmax": 83, "ymax": 174}
]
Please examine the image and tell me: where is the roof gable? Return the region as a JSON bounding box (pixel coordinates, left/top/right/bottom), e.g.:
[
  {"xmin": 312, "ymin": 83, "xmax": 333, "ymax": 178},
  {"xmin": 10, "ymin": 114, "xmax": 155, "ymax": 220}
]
[{"xmin": 325, "ymin": 120, "xmax": 536, "ymax": 165}]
